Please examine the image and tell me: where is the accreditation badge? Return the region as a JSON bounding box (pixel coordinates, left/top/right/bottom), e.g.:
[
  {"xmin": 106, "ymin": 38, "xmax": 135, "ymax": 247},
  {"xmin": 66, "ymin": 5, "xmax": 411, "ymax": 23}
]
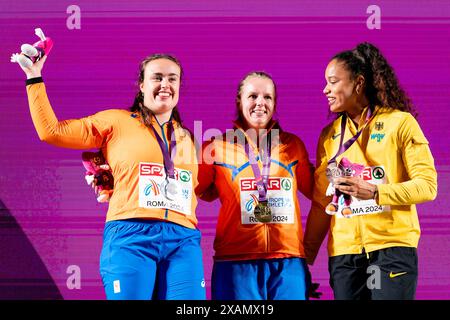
[
  {"xmin": 240, "ymin": 177, "xmax": 294, "ymax": 224},
  {"xmin": 336, "ymin": 165, "xmax": 391, "ymax": 218},
  {"xmin": 138, "ymin": 162, "xmax": 192, "ymax": 215}
]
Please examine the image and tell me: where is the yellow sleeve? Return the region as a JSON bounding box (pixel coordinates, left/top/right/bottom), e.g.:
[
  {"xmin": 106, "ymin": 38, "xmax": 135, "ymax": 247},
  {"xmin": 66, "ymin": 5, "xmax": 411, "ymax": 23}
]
[
  {"xmin": 303, "ymin": 131, "xmax": 332, "ymax": 265},
  {"xmin": 195, "ymin": 140, "xmax": 219, "ymax": 202},
  {"xmin": 377, "ymin": 114, "xmax": 438, "ymax": 205},
  {"xmin": 27, "ymin": 82, "xmax": 113, "ymax": 149}
]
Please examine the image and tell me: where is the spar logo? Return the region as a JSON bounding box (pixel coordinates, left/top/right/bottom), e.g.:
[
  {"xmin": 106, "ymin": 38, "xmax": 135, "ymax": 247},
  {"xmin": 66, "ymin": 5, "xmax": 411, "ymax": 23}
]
[
  {"xmin": 281, "ymin": 178, "xmax": 292, "ymax": 191},
  {"xmin": 144, "ymin": 180, "xmax": 160, "ymax": 196},
  {"xmin": 245, "ymin": 194, "xmax": 259, "ymax": 212},
  {"xmin": 180, "ymin": 170, "xmax": 190, "ymax": 182},
  {"xmin": 140, "ymin": 163, "xmax": 179, "ymax": 179},
  {"xmin": 240, "ymin": 178, "xmax": 281, "ymax": 191},
  {"xmin": 360, "ymin": 166, "xmax": 385, "ymax": 181}
]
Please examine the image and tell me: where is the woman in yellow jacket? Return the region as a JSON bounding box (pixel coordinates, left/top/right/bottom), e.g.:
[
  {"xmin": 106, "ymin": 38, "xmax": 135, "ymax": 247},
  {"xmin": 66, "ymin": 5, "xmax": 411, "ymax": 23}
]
[
  {"xmin": 304, "ymin": 42, "xmax": 437, "ymax": 300},
  {"xmin": 197, "ymin": 71, "xmax": 315, "ymax": 300}
]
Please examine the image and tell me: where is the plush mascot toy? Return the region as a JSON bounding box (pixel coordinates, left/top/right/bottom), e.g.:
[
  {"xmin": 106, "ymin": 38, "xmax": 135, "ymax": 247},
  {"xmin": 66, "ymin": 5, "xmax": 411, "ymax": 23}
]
[
  {"xmin": 82, "ymin": 151, "xmax": 114, "ymax": 203},
  {"xmin": 10, "ymin": 28, "xmax": 53, "ymax": 68},
  {"xmin": 325, "ymin": 157, "xmax": 365, "ymax": 218}
]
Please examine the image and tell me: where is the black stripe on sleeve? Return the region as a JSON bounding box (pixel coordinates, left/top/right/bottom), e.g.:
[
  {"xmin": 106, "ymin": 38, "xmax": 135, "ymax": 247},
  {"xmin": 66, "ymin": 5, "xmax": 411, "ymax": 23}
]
[{"xmin": 25, "ymin": 77, "xmax": 43, "ymax": 86}]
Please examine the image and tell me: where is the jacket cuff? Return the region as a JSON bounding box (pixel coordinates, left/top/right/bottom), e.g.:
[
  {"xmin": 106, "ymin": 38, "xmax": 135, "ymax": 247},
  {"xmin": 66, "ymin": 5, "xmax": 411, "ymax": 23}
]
[
  {"xmin": 26, "ymin": 77, "xmax": 43, "ymax": 86},
  {"xmin": 376, "ymin": 183, "xmax": 386, "ymax": 204}
]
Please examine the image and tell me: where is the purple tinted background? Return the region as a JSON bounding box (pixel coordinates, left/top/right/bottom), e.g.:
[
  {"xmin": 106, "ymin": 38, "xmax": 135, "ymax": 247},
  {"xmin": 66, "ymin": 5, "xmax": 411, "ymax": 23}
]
[{"xmin": 1, "ymin": 1, "xmax": 449, "ymax": 299}]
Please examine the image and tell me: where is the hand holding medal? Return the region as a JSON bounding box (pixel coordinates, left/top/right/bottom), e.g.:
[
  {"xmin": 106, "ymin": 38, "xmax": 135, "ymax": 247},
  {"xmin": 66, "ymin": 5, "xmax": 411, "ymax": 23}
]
[{"xmin": 325, "ymin": 108, "xmax": 375, "ymax": 217}]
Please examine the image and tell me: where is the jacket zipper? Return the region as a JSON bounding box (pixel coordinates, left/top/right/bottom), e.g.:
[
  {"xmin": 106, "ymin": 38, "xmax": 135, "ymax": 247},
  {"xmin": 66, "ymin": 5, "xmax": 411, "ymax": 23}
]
[
  {"xmin": 160, "ymin": 122, "xmax": 170, "ymax": 220},
  {"xmin": 358, "ymin": 215, "xmax": 369, "ymax": 258}
]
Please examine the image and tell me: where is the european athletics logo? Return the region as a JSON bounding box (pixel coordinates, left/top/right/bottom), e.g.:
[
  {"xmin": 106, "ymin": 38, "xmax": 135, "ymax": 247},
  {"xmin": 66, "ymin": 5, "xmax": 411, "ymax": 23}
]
[
  {"xmin": 144, "ymin": 180, "xmax": 160, "ymax": 196},
  {"xmin": 245, "ymin": 194, "xmax": 259, "ymax": 212}
]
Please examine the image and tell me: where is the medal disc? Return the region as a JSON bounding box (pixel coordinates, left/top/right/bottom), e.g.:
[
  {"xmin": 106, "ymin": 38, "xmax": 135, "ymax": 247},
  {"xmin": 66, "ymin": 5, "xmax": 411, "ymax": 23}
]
[
  {"xmin": 254, "ymin": 201, "xmax": 272, "ymax": 223},
  {"xmin": 326, "ymin": 162, "xmax": 342, "ymax": 183},
  {"xmin": 162, "ymin": 178, "xmax": 180, "ymax": 201}
]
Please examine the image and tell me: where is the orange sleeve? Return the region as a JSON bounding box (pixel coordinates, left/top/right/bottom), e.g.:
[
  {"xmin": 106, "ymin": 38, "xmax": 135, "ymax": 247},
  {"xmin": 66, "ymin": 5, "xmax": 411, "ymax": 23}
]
[
  {"xmin": 195, "ymin": 140, "xmax": 219, "ymax": 202},
  {"xmin": 27, "ymin": 82, "xmax": 113, "ymax": 149},
  {"xmin": 303, "ymin": 132, "xmax": 332, "ymax": 265},
  {"xmin": 294, "ymin": 136, "xmax": 314, "ymax": 200}
]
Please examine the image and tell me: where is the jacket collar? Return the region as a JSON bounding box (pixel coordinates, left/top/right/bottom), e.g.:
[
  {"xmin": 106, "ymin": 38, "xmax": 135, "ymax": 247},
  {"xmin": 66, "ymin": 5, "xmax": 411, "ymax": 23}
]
[{"xmin": 231, "ymin": 119, "xmax": 280, "ymax": 150}]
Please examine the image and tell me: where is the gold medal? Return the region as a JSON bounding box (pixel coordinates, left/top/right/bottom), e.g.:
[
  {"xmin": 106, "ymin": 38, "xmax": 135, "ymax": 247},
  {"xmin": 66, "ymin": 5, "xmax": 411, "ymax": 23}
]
[{"xmin": 254, "ymin": 201, "xmax": 272, "ymax": 223}]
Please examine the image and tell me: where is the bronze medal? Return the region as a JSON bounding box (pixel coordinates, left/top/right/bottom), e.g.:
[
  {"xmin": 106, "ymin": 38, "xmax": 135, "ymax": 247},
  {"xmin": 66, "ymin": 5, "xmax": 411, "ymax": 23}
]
[
  {"xmin": 254, "ymin": 201, "xmax": 272, "ymax": 223},
  {"xmin": 326, "ymin": 161, "xmax": 342, "ymax": 184}
]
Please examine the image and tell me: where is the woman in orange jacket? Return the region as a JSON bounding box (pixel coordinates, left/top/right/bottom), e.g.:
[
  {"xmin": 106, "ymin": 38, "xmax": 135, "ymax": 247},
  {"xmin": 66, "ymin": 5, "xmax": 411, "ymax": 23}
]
[
  {"xmin": 196, "ymin": 71, "xmax": 315, "ymax": 300},
  {"xmin": 17, "ymin": 53, "xmax": 205, "ymax": 300}
]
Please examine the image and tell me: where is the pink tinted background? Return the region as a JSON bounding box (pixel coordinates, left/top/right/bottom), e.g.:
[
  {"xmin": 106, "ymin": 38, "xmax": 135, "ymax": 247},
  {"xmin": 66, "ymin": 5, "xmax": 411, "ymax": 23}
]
[{"xmin": 0, "ymin": 0, "xmax": 449, "ymax": 299}]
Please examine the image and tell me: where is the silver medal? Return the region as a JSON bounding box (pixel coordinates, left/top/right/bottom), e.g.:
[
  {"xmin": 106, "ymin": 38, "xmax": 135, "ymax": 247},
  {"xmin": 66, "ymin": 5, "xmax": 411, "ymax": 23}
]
[{"xmin": 162, "ymin": 178, "xmax": 180, "ymax": 201}]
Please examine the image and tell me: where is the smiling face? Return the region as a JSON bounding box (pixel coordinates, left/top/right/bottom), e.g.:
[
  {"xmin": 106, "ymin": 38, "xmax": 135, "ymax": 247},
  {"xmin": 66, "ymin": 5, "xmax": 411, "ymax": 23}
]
[
  {"xmin": 239, "ymin": 76, "xmax": 276, "ymax": 131},
  {"xmin": 139, "ymin": 58, "xmax": 181, "ymax": 117},
  {"xmin": 323, "ymin": 59, "xmax": 360, "ymax": 114}
]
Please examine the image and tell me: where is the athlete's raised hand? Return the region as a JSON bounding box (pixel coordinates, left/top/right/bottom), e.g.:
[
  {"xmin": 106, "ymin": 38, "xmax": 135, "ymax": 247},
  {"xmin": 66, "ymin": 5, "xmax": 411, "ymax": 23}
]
[{"xmin": 13, "ymin": 54, "xmax": 47, "ymax": 79}]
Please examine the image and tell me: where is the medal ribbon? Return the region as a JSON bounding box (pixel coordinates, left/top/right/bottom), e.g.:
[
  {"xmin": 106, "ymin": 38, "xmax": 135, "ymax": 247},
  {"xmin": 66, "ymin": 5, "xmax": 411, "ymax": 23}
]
[
  {"xmin": 245, "ymin": 132, "xmax": 272, "ymax": 202},
  {"xmin": 150, "ymin": 120, "xmax": 177, "ymax": 179},
  {"xmin": 328, "ymin": 107, "xmax": 375, "ymax": 165}
]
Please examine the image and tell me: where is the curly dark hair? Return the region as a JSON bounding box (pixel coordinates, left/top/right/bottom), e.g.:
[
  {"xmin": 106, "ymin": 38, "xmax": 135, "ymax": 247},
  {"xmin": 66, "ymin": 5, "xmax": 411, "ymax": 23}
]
[
  {"xmin": 332, "ymin": 42, "xmax": 417, "ymax": 117},
  {"xmin": 130, "ymin": 53, "xmax": 186, "ymax": 128}
]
